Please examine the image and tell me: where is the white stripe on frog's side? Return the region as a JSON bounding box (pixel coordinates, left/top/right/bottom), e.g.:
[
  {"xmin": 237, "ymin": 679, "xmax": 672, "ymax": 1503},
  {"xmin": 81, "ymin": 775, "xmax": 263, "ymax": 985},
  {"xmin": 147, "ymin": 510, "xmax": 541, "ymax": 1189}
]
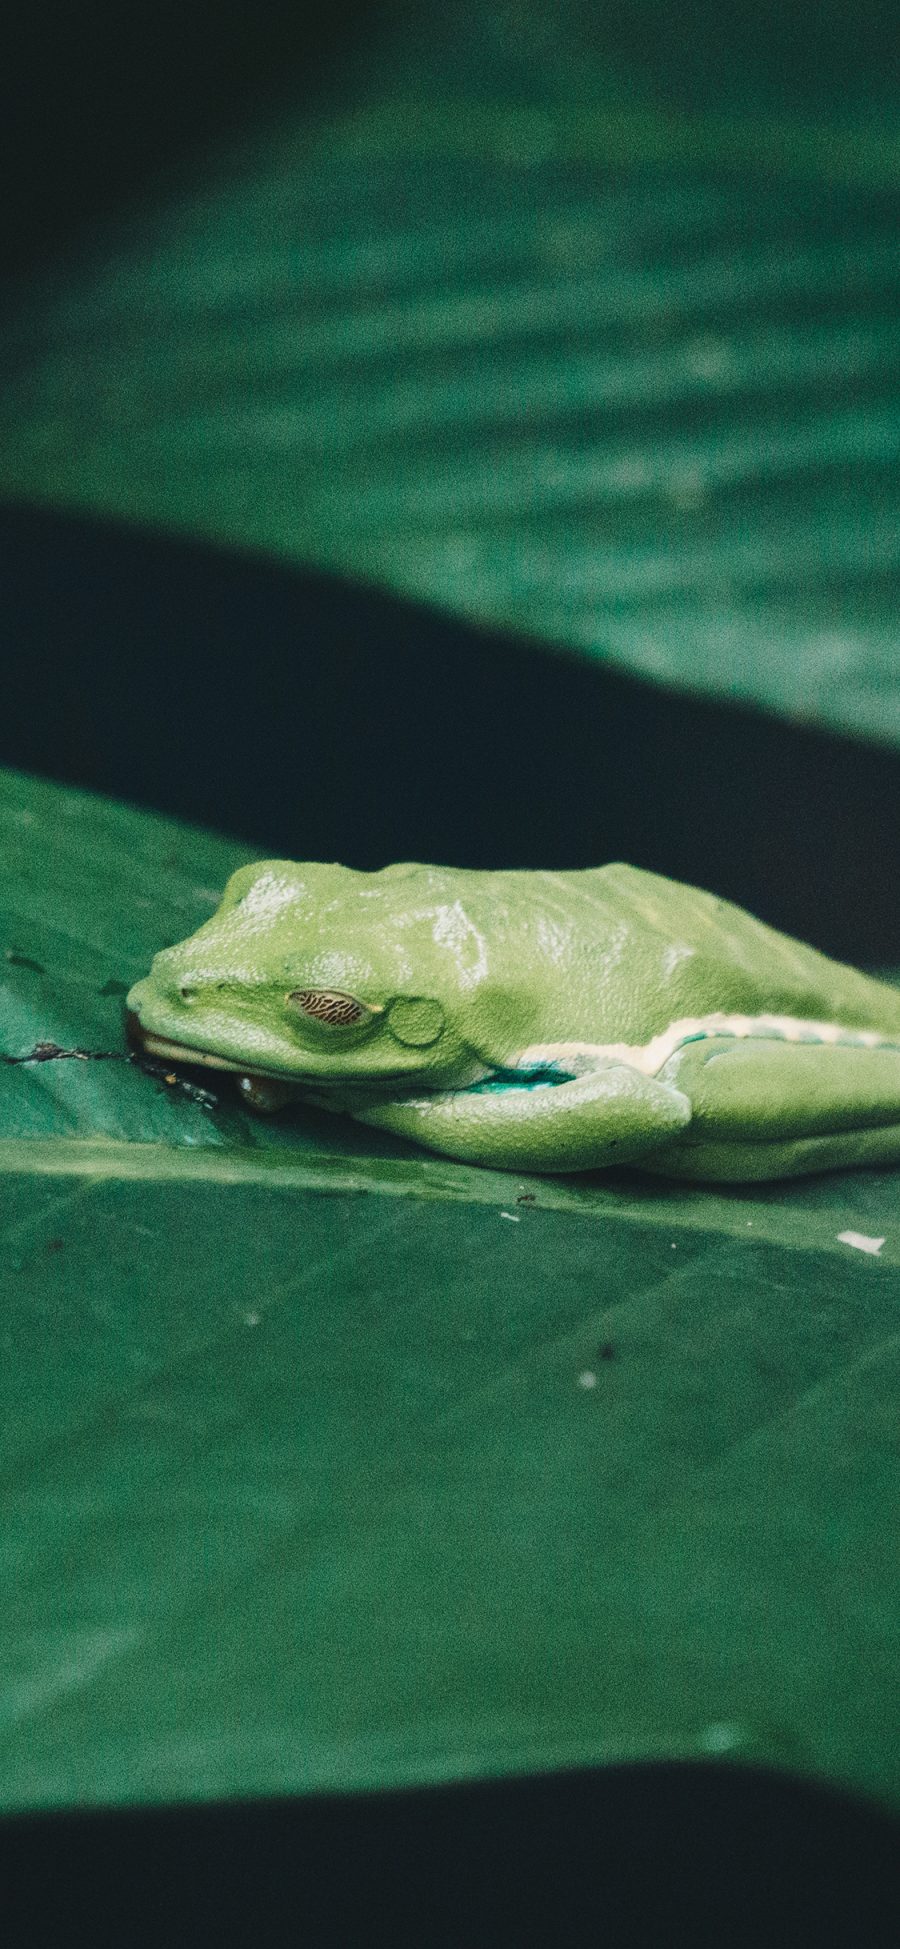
[{"xmin": 513, "ymin": 1012, "xmax": 894, "ymax": 1081}]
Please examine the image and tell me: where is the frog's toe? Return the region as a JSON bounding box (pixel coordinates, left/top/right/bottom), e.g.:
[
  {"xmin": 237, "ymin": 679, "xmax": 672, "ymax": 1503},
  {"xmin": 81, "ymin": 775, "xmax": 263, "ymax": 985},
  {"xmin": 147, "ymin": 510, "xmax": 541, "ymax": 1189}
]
[{"xmin": 236, "ymin": 1074, "xmax": 299, "ymax": 1114}]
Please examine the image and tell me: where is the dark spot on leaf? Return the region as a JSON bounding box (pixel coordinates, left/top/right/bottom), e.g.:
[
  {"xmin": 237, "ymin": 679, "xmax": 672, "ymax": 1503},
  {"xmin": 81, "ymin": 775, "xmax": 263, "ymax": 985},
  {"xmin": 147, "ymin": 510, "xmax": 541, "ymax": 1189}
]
[
  {"xmin": 2, "ymin": 1042, "xmax": 132, "ymax": 1065},
  {"xmin": 132, "ymin": 1051, "xmax": 219, "ymax": 1108},
  {"xmin": 46, "ymin": 1238, "xmax": 64, "ymax": 1253},
  {"xmin": 516, "ymin": 1193, "xmax": 536, "ymax": 1204},
  {"xmin": 4, "ymin": 950, "xmax": 45, "ymax": 973},
  {"xmin": 99, "ymin": 978, "xmax": 129, "ymax": 997},
  {"xmin": 598, "ymin": 1342, "xmax": 616, "ymax": 1362}
]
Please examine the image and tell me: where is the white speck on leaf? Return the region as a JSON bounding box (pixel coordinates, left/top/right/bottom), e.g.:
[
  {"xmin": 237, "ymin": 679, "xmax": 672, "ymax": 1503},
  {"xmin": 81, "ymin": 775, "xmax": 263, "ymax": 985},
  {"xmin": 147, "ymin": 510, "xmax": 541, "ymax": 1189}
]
[
  {"xmin": 500, "ymin": 1211, "xmax": 521, "ymax": 1222},
  {"xmin": 243, "ymin": 1311, "xmax": 261, "ymax": 1326},
  {"xmin": 837, "ymin": 1231, "xmax": 885, "ymax": 1256},
  {"xmin": 577, "ymin": 1370, "xmax": 597, "ymax": 1389},
  {"xmin": 701, "ymin": 1721, "xmax": 743, "ymax": 1754}
]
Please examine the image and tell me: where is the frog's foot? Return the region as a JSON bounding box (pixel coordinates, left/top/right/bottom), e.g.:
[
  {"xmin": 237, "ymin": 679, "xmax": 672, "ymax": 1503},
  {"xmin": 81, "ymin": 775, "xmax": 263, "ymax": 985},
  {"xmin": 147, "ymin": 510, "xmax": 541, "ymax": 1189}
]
[
  {"xmin": 646, "ymin": 1034, "xmax": 900, "ymax": 1180},
  {"xmin": 235, "ymin": 1074, "xmax": 301, "ymax": 1113},
  {"xmin": 351, "ymin": 1061, "xmax": 691, "ymax": 1173}
]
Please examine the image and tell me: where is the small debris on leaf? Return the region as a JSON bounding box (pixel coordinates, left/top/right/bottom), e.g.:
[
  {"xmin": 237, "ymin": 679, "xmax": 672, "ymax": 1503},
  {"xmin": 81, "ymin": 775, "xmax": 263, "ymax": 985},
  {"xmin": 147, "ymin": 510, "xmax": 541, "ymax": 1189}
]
[
  {"xmin": 135, "ymin": 1054, "xmax": 219, "ymax": 1108},
  {"xmin": 837, "ymin": 1230, "xmax": 885, "ymax": 1256}
]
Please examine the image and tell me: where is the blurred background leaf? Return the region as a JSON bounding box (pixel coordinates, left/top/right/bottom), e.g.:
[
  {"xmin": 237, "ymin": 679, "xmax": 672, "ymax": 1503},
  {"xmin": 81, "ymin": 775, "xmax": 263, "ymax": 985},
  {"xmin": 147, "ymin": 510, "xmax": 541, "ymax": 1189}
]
[{"xmin": 1, "ymin": 0, "xmax": 899, "ymax": 744}]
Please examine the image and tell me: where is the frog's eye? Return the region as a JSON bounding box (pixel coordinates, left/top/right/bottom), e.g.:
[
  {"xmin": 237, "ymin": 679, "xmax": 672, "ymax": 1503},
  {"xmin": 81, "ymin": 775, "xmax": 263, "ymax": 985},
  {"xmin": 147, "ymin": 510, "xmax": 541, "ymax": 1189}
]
[{"xmin": 286, "ymin": 988, "xmax": 379, "ymax": 1029}]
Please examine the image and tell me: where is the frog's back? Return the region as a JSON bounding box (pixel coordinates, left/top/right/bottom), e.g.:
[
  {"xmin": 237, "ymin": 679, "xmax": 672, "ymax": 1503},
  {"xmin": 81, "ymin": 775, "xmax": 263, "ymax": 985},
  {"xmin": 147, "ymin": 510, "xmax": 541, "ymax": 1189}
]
[{"xmin": 529, "ymin": 863, "xmax": 900, "ymax": 1040}]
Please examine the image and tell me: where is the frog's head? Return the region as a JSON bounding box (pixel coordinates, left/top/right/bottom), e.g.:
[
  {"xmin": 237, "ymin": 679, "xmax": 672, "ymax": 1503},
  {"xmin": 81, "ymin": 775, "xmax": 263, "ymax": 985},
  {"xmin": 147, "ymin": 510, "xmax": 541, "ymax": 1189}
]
[{"xmin": 127, "ymin": 859, "xmax": 525, "ymax": 1099}]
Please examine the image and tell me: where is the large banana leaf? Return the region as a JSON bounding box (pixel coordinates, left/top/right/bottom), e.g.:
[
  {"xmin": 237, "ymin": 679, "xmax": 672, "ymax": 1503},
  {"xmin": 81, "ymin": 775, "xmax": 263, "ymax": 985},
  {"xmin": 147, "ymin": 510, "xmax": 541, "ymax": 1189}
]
[
  {"xmin": 1, "ymin": 1, "xmax": 900, "ymax": 743},
  {"xmin": 2, "ymin": 767, "xmax": 899, "ymax": 1817}
]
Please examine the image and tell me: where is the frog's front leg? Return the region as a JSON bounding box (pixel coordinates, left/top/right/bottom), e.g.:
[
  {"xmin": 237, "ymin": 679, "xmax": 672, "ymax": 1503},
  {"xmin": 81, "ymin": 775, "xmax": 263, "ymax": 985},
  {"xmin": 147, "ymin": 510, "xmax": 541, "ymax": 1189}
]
[{"xmin": 351, "ymin": 1062, "xmax": 691, "ymax": 1173}]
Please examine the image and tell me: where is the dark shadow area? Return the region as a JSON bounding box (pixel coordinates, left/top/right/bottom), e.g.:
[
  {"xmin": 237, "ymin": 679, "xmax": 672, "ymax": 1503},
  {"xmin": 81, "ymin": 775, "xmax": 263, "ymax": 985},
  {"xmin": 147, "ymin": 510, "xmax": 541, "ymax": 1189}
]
[
  {"xmin": 2, "ymin": 502, "xmax": 900, "ymax": 964},
  {"xmin": 0, "ymin": 0, "xmax": 383, "ymax": 276},
  {"xmin": 2, "ymin": 1762, "xmax": 898, "ymax": 1948}
]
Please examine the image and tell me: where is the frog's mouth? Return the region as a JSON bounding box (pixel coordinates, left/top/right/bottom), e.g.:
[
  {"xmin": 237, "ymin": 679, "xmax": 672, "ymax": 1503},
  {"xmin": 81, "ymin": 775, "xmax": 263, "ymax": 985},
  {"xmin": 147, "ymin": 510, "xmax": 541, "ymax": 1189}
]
[
  {"xmin": 127, "ymin": 1012, "xmax": 284, "ymax": 1077},
  {"xmin": 125, "ymin": 1011, "xmax": 441, "ymax": 1093}
]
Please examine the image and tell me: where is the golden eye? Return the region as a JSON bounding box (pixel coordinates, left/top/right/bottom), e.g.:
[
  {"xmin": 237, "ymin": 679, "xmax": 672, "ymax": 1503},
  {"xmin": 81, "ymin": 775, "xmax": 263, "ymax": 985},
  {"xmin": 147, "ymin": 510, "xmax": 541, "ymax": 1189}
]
[{"xmin": 286, "ymin": 988, "xmax": 375, "ymax": 1028}]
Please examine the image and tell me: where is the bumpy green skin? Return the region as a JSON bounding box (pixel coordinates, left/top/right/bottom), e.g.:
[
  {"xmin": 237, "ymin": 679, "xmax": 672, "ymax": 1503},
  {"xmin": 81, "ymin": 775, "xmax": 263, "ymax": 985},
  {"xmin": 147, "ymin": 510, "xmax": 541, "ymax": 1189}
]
[{"xmin": 127, "ymin": 861, "xmax": 900, "ymax": 1180}]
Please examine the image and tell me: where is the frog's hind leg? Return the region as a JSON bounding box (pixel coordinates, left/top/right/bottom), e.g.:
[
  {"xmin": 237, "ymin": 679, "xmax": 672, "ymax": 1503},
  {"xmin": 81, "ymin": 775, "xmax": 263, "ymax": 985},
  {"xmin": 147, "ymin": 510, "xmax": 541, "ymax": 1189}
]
[{"xmin": 647, "ymin": 1034, "xmax": 900, "ymax": 1181}]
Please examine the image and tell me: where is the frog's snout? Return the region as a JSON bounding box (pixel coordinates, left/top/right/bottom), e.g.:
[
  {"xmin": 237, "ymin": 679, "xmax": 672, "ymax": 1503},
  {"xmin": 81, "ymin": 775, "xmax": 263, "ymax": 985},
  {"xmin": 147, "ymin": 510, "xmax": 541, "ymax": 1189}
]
[
  {"xmin": 125, "ymin": 970, "xmax": 173, "ymax": 1047},
  {"xmin": 129, "ymin": 955, "xmax": 202, "ymax": 1011}
]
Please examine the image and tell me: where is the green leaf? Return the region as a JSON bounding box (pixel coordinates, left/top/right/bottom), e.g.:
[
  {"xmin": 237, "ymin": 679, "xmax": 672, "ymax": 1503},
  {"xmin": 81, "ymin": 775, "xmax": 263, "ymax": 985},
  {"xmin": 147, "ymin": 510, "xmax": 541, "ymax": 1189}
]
[
  {"xmin": 2, "ymin": 5, "xmax": 900, "ymax": 743},
  {"xmin": 2, "ymin": 766, "xmax": 900, "ymax": 1816}
]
